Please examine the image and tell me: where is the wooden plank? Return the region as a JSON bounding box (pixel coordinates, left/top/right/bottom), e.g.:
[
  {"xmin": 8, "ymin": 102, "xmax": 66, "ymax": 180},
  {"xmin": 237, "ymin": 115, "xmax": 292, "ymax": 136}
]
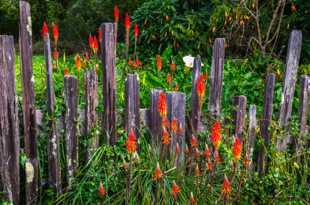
[
  {"xmin": 84, "ymin": 70, "xmax": 98, "ymax": 160},
  {"xmin": 100, "ymin": 23, "xmax": 117, "ymax": 145},
  {"xmin": 258, "ymin": 73, "xmax": 275, "ymax": 176},
  {"xmin": 248, "ymin": 104, "xmax": 256, "ymax": 173},
  {"xmin": 125, "ymin": 74, "xmax": 140, "ymax": 133},
  {"xmin": 208, "ymin": 38, "xmax": 225, "ymax": 117},
  {"xmin": 167, "ymin": 92, "xmax": 185, "ymax": 167},
  {"xmin": 233, "ymin": 96, "xmax": 247, "ymax": 141},
  {"xmin": 64, "ymin": 76, "xmax": 79, "ymax": 186},
  {"xmin": 19, "ymin": 1, "xmax": 38, "ymax": 203},
  {"xmin": 0, "ymin": 35, "xmax": 20, "ymax": 205},
  {"xmin": 43, "ymin": 32, "xmax": 61, "ymax": 193},
  {"xmin": 190, "ymin": 56, "xmax": 202, "ymax": 133},
  {"xmin": 296, "ymin": 75, "xmax": 309, "ymax": 162},
  {"xmin": 150, "ymin": 89, "xmax": 163, "ymax": 147},
  {"xmin": 278, "ymin": 30, "xmax": 302, "ymax": 150}
]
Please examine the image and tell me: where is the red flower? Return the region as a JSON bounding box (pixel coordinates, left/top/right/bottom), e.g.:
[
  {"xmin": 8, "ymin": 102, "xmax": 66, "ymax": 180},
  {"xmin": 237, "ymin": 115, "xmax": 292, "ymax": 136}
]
[
  {"xmin": 211, "ymin": 121, "xmax": 221, "ymax": 149},
  {"xmin": 243, "ymin": 152, "xmax": 250, "ymax": 168},
  {"xmin": 233, "ymin": 137, "xmax": 242, "ymax": 161},
  {"xmin": 171, "ymin": 181, "xmax": 181, "ymax": 200},
  {"xmin": 171, "ymin": 117, "xmax": 178, "ymax": 134},
  {"xmin": 190, "ymin": 135, "xmax": 198, "ymax": 148},
  {"xmin": 135, "ymin": 58, "xmax": 141, "ymax": 67},
  {"xmin": 42, "ymin": 21, "xmax": 49, "ymax": 38},
  {"xmin": 162, "ymin": 129, "xmax": 170, "ymax": 145},
  {"xmin": 98, "ymin": 28, "xmax": 103, "ymax": 42},
  {"xmin": 170, "ymin": 63, "xmax": 176, "ymax": 72},
  {"xmin": 153, "ymin": 162, "xmax": 162, "ymax": 181},
  {"xmin": 157, "ymin": 92, "xmax": 167, "ymax": 117},
  {"xmin": 204, "ymin": 144, "xmax": 211, "ymax": 160},
  {"xmin": 93, "ymin": 36, "xmax": 99, "ymax": 54},
  {"xmin": 167, "ymin": 73, "xmax": 173, "ymax": 84},
  {"xmin": 98, "ymin": 182, "xmax": 106, "ymax": 198},
  {"xmin": 114, "ymin": 5, "xmax": 119, "ymax": 23},
  {"xmin": 156, "ymin": 55, "xmax": 162, "ymax": 72},
  {"xmin": 53, "ymin": 50, "xmax": 59, "ymax": 60},
  {"xmin": 64, "ymin": 67, "xmax": 69, "ymax": 76},
  {"xmin": 221, "ymin": 175, "xmax": 232, "ymax": 197},
  {"xmin": 206, "ymin": 160, "xmax": 213, "ymax": 171},
  {"xmin": 52, "ymin": 23, "xmax": 59, "ymax": 44},
  {"xmin": 134, "ymin": 23, "xmax": 139, "ymax": 38},
  {"xmin": 125, "ymin": 12, "xmax": 131, "ymax": 31},
  {"xmin": 75, "ymin": 54, "xmax": 81, "ymax": 73},
  {"xmin": 126, "ymin": 129, "xmax": 136, "ymax": 154},
  {"xmin": 162, "ymin": 116, "xmax": 170, "ymax": 129},
  {"xmin": 128, "ymin": 59, "xmax": 134, "ymax": 66},
  {"xmin": 214, "ymin": 149, "xmax": 221, "ymax": 164},
  {"xmin": 196, "ymin": 74, "xmax": 206, "ymax": 107},
  {"xmin": 89, "ymin": 34, "xmax": 94, "ymax": 49},
  {"xmin": 190, "ymin": 192, "xmax": 197, "ymax": 204}
]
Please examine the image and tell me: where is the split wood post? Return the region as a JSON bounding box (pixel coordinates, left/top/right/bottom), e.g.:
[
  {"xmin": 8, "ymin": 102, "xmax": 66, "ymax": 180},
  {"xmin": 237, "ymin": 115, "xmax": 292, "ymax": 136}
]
[
  {"xmin": 0, "ymin": 35, "xmax": 20, "ymax": 205},
  {"xmin": 278, "ymin": 30, "xmax": 302, "ymax": 150},
  {"xmin": 84, "ymin": 70, "xmax": 98, "ymax": 160},
  {"xmin": 64, "ymin": 76, "xmax": 79, "ymax": 186},
  {"xmin": 258, "ymin": 73, "xmax": 275, "ymax": 176},
  {"xmin": 125, "ymin": 74, "xmax": 140, "ymax": 134},
  {"xmin": 43, "ymin": 32, "xmax": 61, "ymax": 193},
  {"xmin": 296, "ymin": 75, "xmax": 309, "ymax": 162},
  {"xmin": 167, "ymin": 92, "xmax": 185, "ymax": 167},
  {"xmin": 233, "ymin": 96, "xmax": 247, "ymax": 141},
  {"xmin": 100, "ymin": 23, "xmax": 117, "ymax": 145},
  {"xmin": 150, "ymin": 89, "xmax": 163, "ymax": 148},
  {"xmin": 19, "ymin": 1, "xmax": 39, "ymax": 203},
  {"xmin": 208, "ymin": 38, "xmax": 225, "ymax": 117},
  {"xmin": 247, "ymin": 105, "xmax": 256, "ymax": 174},
  {"xmin": 190, "ymin": 56, "xmax": 202, "ymax": 133}
]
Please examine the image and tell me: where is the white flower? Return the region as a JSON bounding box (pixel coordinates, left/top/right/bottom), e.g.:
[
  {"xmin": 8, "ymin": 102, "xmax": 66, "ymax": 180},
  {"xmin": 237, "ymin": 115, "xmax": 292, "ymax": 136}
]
[{"xmin": 182, "ymin": 55, "xmax": 204, "ymax": 68}]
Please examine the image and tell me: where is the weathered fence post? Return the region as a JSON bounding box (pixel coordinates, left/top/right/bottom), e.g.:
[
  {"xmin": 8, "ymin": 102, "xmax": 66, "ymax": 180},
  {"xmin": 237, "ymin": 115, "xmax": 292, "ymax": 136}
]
[
  {"xmin": 64, "ymin": 76, "xmax": 79, "ymax": 186},
  {"xmin": 167, "ymin": 92, "xmax": 185, "ymax": 167},
  {"xmin": 296, "ymin": 75, "xmax": 309, "ymax": 162},
  {"xmin": 0, "ymin": 35, "xmax": 20, "ymax": 205},
  {"xmin": 150, "ymin": 89, "xmax": 163, "ymax": 147},
  {"xmin": 278, "ymin": 30, "xmax": 302, "ymax": 150},
  {"xmin": 19, "ymin": 1, "xmax": 39, "ymax": 203},
  {"xmin": 100, "ymin": 23, "xmax": 117, "ymax": 145},
  {"xmin": 233, "ymin": 96, "xmax": 247, "ymax": 141},
  {"xmin": 125, "ymin": 74, "xmax": 140, "ymax": 133},
  {"xmin": 190, "ymin": 56, "xmax": 202, "ymax": 133},
  {"xmin": 84, "ymin": 70, "xmax": 98, "ymax": 160},
  {"xmin": 43, "ymin": 32, "xmax": 61, "ymax": 193},
  {"xmin": 208, "ymin": 38, "xmax": 225, "ymax": 117},
  {"xmin": 248, "ymin": 105, "xmax": 256, "ymax": 174},
  {"xmin": 258, "ymin": 73, "xmax": 275, "ymax": 176}
]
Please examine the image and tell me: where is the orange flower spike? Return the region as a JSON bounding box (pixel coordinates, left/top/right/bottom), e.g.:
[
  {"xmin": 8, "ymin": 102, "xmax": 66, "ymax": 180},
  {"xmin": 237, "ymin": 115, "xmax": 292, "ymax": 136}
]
[
  {"xmin": 204, "ymin": 144, "xmax": 211, "ymax": 160},
  {"xmin": 221, "ymin": 175, "xmax": 232, "ymax": 197},
  {"xmin": 195, "ymin": 164, "xmax": 201, "ymax": 177},
  {"xmin": 190, "ymin": 135, "xmax": 198, "ymax": 148},
  {"xmin": 171, "ymin": 181, "xmax": 181, "ymax": 200},
  {"xmin": 196, "ymin": 74, "xmax": 206, "ymax": 106},
  {"xmin": 98, "ymin": 182, "xmax": 106, "ymax": 198},
  {"xmin": 128, "ymin": 59, "xmax": 133, "ymax": 66},
  {"xmin": 75, "ymin": 54, "xmax": 81, "ymax": 73},
  {"xmin": 93, "ymin": 36, "xmax": 99, "ymax": 54},
  {"xmin": 114, "ymin": 5, "xmax": 119, "ymax": 23},
  {"xmin": 98, "ymin": 28, "xmax": 103, "ymax": 43},
  {"xmin": 134, "ymin": 23, "xmax": 139, "ymax": 38},
  {"xmin": 42, "ymin": 21, "xmax": 49, "ymax": 38},
  {"xmin": 233, "ymin": 137, "xmax": 242, "ymax": 161},
  {"xmin": 156, "ymin": 55, "xmax": 162, "ymax": 72},
  {"xmin": 161, "ymin": 116, "xmax": 170, "ymax": 129},
  {"xmin": 153, "ymin": 162, "xmax": 162, "ymax": 181},
  {"xmin": 190, "ymin": 192, "xmax": 197, "ymax": 204},
  {"xmin": 211, "ymin": 121, "xmax": 221, "ymax": 149},
  {"xmin": 126, "ymin": 129, "xmax": 136, "ymax": 154},
  {"xmin": 206, "ymin": 160, "xmax": 213, "ymax": 171},
  {"xmin": 53, "ymin": 50, "xmax": 59, "ymax": 60},
  {"xmin": 171, "ymin": 117, "xmax": 178, "ymax": 134},
  {"xmin": 88, "ymin": 34, "xmax": 94, "ymax": 50},
  {"xmin": 162, "ymin": 129, "xmax": 170, "ymax": 145},
  {"xmin": 167, "ymin": 73, "xmax": 173, "ymax": 84},
  {"xmin": 157, "ymin": 92, "xmax": 167, "ymax": 117},
  {"xmin": 170, "ymin": 63, "xmax": 176, "ymax": 72},
  {"xmin": 64, "ymin": 67, "xmax": 69, "ymax": 76},
  {"xmin": 135, "ymin": 58, "xmax": 141, "ymax": 67},
  {"xmin": 125, "ymin": 12, "xmax": 131, "ymax": 31},
  {"xmin": 52, "ymin": 23, "xmax": 59, "ymax": 44}
]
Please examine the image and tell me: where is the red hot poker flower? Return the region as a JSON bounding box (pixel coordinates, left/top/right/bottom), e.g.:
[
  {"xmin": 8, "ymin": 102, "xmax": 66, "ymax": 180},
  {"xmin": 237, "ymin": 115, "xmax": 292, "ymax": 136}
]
[
  {"xmin": 167, "ymin": 73, "xmax": 173, "ymax": 84},
  {"xmin": 52, "ymin": 23, "xmax": 59, "ymax": 44},
  {"xmin": 171, "ymin": 117, "xmax": 178, "ymax": 134},
  {"xmin": 64, "ymin": 67, "xmax": 69, "ymax": 76},
  {"xmin": 89, "ymin": 34, "xmax": 94, "ymax": 49},
  {"xmin": 211, "ymin": 121, "xmax": 221, "ymax": 149},
  {"xmin": 170, "ymin": 63, "xmax": 176, "ymax": 72},
  {"xmin": 196, "ymin": 74, "xmax": 206, "ymax": 107},
  {"xmin": 98, "ymin": 182, "xmax": 106, "ymax": 197},
  {"xmin": 156, "ymin": 55, "xmax": 162, "ymax": 72},
  {"xmin": 93, "ymin": 36, "xmax": 99, "ymax": 54},
  {"xmin": 171, "ymin": 181, "xmax": 181, "ymax": 200},
  {"xmin": 114, "ymin": 5, "xmax": 119, "ymax": 23},
  {"xmin": 153, "ymin": 162, "xmax": 162, "ymax": 181},
  {"xmin": 75, "ymin": 54, "xmax": 81, "ymax": 73},
  {"xmin": 135, "ymin": 58, "xmax": 141, "ymax": 67},
  {"xmin": 157, "ymin": 92, "xmax": 167, "ymax": 117},
  {"xmin": 126, "ymin": 129, "xmax": 136, "ymax": 154},
  {"xmin": 190, "ymin": 135, "xmax": 198, "ymax": 148},
  {"xmin": 53, "ymin": 50, "xmax": 59, "ymax": 60},
  {"xmin": 162, "ymin": 116, "xmax": 170, "ymax": 129},
  {"xmin": 125, "ymin": 12, "xmax": 131, "ymax": 31},
  {"xmin": 221, "ymin": 175, "xmax": 232, "ymax": 197},
  {"xmin": 42, "ymin": 22, "xmax": 49, "ymax": 38},
  {"xmin": 162, "ymin": 129, "xmax": 170, "ymax": 145},
  {"xmin": 134, "ymin": 23, "xmax": 139, "ymax": 38},
  {"xmin": 206, "ymin": 160, "xmax": 213, "ymax": 171},
  {"xmin": 233, "ymin": 137, "xmax": 242, "ymax": 161},
  {"xmin": 98, "ymin": 28, "xmax": 103, "ymax": 42}
]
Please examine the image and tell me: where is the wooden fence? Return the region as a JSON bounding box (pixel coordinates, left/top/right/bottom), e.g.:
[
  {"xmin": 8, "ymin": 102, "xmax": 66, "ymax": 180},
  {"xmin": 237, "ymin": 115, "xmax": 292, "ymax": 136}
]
[{"xmin": 0, "ymin": 1, "xmax": 308, "ymax": 204}]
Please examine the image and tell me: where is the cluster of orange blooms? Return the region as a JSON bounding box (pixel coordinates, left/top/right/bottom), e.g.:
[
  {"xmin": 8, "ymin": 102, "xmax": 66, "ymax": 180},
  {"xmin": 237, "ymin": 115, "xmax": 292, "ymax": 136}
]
[
  {"xmin": 126, "ymin": 129, "xmax": 137, "ymax": 154},
  {"xmin": 196, "ymin": 72, "xmax": 208, "ymax": 107}
]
